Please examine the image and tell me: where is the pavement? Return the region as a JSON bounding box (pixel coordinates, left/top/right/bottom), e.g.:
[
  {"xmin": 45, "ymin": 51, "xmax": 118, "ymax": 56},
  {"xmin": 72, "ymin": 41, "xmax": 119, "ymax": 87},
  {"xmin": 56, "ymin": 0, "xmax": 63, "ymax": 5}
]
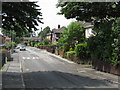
[
  {"xmin": 1, "ymin": 46, "xmax": 120, "ymax": 89},
  {"xmin": 2, "ymin": 51, "xmax": 25, "ymax": 89}
]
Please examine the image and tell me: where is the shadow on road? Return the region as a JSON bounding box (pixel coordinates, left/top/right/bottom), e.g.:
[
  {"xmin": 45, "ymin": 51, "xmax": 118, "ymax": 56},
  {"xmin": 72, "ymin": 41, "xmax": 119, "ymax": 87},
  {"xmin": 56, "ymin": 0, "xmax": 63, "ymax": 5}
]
[{"xmin": 2, "ymin": 71, "xmax": 119, "ymax": 90}]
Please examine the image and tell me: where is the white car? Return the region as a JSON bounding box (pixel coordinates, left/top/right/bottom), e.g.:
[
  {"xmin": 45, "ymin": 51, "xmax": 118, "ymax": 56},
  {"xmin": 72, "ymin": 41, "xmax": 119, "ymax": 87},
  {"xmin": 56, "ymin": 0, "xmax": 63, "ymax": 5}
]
[
  {"xmin": 19, "ymin": 45, "xmax": 26, "ymax": 51},
  {"xmin": 16, "ymin": 44, "xmax": 26, "ymax": 51},
  {"xmin": 16, "ymin": 44, "xmax": 21, "ymax": 49}
]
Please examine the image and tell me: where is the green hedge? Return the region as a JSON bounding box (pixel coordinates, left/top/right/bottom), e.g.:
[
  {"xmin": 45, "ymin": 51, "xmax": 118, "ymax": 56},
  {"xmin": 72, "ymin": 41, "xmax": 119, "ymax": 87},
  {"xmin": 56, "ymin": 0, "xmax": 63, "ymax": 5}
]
[
  {"xmin": 87, "ymin": 19, "xmax": 120, "ymax": 66},
  {"xmin": 75, "ymin": 43, "xmax": 90, "ymax": 59},
  {"xmin": 67, "ymin": 51, "xmax": 76, "ymax": 55}
]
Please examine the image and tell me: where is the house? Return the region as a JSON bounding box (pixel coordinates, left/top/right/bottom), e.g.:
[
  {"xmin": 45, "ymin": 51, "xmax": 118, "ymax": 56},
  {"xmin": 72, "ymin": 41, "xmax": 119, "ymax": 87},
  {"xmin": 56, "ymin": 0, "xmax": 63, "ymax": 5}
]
[
  {"xmin": 44, "ymin": 25, "xmax": 65, "ymax": 44},
  {"xmin": 78, "ymin": 21, "xmax": 96, "ymax": 38},
  {"xmin": 83, "ymin": 22, "xmax": 95, "ymax": 38},
  {"xmin": 44, "ymin": 22, "xmax": 95, "ymax": 44},
  {"xmin": 51, "ymin": 25, "xmax": 65, "ymax": 44},
  {"xmin": 45, "ymin": 33, "xmax": 52, "ymax": 41}
]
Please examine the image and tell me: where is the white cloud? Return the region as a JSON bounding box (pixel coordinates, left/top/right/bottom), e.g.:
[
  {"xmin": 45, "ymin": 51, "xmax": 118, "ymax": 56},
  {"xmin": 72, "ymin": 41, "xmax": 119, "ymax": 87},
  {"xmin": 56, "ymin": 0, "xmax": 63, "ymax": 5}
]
[{"xmin": 33, "ymin": 0, "xmax": 76, "ymax": 35}]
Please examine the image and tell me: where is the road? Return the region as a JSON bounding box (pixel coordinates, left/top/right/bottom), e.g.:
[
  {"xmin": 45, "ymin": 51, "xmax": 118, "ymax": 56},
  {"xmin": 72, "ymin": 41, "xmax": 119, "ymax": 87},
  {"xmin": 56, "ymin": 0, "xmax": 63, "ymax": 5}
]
[{"xmin": 2, "ymin": 47, "xmax": 119, "ymax": 89}]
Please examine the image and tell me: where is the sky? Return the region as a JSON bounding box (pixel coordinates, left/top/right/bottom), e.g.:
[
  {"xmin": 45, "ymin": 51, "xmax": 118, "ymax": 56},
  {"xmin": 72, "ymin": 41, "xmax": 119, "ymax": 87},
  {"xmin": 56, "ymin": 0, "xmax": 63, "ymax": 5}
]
[
  {"xmin": 0, "ymin": 0, "xmax": 76, "ymax": 36},
  {"xmin": 30, "ymin": 0, "xmax": 76, "ymax": 35}
]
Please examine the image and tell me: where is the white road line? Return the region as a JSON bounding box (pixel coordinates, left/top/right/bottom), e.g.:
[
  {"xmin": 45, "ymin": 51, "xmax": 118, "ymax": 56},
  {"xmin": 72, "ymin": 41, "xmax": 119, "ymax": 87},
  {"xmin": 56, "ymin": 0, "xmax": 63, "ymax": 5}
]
[{"xmin": 20, "ymin": 58, "xmax": 25, "ymax": 88}]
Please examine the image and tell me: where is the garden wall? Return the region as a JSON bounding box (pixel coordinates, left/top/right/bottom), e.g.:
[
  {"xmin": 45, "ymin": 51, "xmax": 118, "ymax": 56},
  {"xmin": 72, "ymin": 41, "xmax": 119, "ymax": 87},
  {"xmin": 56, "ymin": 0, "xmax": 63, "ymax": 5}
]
[
  {"xmin": 37, "ymin": 46, "xmax": 55, "ymax": 53},
  {"xmin": 92, "ymin": 60, "xmax": 120, "ymax": 76},
  {"xmin": 67, "ymin": 54, "xmax": 91, "ymax": 64}
]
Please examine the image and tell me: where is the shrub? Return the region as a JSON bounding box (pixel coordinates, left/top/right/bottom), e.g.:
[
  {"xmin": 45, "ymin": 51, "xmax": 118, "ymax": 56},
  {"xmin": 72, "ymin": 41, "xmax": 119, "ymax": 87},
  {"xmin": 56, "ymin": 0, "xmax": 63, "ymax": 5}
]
[
  {"xmin": 62, "ymin": 42, "xmax": 70, "ymax": 52},
  {"xmin": 43, "ymin": 39, "xmax": 50, "ymax": 45},
  {"xmin": 34, "ymin": 42, "xmax": 43, "ymax": 47},
  {"xmin": 7, "ymin": 42, "xmax": 16, "ymax": 49},
  {"xmin": 67, "ymin": 51, "xmax": 76, "ymax": 55},
  {"xmin": 69, "ymin": 48, "xmax": 74, "ymax": 51},
  {"xmin": 87, "ymin": 18, "xmax": 120, "ymax": 66},
  {"xmin": 34, "ymin": 43, "xmax": 38, "ymax": 47},
  {"xmin": 75, "ymin": 43, "xmax": 90, "ymax": 59}
]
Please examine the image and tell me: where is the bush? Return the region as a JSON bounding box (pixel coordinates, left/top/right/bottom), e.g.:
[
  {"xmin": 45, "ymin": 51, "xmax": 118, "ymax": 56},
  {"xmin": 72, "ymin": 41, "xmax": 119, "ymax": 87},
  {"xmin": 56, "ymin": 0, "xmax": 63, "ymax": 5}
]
[
  {"xmin": 62, "ymin": 42, "xmax": 70, "ymax": 52},
  {"xmin": 67, "ymin": 51, "xmax": 76, "ymax": 55},
  {"xmin": 75, "ymin": 43, "xmax": 90, "ymax": 59},
  {"xmin": 69, "ymin": 48, "xmax": 74, "ymax": 51},
  {"xmin": 87, "ymin": 19, "xmax": 120, "ymax": 66},
  {"xmin": 34, "ymin": 42, "xmax": 43, "ymax": 47},
  {"xmin": 34, "ymin": 43, "xmax": 38, "ymax": 47},
  {"xmin": 7, "ymin": 42, "xmax": 16, "ymax": 49},
  {"xmin": 43, "ymin": 39, "xmax": 50, "ymax": 45}
]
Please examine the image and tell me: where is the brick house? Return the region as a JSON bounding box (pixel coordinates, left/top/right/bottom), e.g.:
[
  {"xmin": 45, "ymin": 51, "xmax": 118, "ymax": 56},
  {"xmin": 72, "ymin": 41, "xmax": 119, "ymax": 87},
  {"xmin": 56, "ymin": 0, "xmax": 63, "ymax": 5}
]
[
  {"xmin": 51, "ymin": 25, "xmax": 65, "ymax": 44},
  {"xmin": 45, "ymin": 33, "xmax": 52, "ymax": 41}
]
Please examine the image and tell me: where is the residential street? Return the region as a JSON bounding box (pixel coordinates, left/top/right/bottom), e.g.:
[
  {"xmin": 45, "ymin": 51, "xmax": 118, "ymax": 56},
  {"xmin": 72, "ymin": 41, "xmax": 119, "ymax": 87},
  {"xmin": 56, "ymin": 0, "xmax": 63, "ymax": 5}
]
[{"xmin": 2, "ymin": 47, "xmax": 119, "ymax": 89}]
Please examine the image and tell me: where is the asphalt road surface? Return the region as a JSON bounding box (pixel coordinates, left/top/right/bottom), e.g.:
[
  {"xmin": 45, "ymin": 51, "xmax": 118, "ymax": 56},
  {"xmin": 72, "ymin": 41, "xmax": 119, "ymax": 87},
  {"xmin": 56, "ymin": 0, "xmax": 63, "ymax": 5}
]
[{"xmin": 2, "ymin": 47, "xmax": 119, "ymax": 89}]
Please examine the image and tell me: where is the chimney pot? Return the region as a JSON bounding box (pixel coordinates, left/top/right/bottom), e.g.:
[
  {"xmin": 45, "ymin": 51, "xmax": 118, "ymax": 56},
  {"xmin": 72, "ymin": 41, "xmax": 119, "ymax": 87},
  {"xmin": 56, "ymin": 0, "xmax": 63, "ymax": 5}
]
[{"xmin": 58, "ymin": 25, "xmax": 60, "ymax": 29}]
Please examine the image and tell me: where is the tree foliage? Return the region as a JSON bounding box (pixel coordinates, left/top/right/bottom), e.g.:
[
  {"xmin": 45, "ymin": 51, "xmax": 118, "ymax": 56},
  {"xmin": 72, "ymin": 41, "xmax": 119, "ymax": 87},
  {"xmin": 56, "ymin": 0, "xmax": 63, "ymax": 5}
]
[
  {"xmin": 58, "ymin": 22, "xmax": 85, "ymax": 51},
  {"xmin": 2, "ymin": 2, "xmax": 43, "ymax": 37},
  {"xmin": 38, "ymin": 26, "xmax": 51, "ymax": 40},
  {"xmin": 87, "ymin": 18, "xmax": 120, "ymax": 65},
  {"xmin": 57, "ymin": 2, "xmax": 120, "ymax": 65},
  {"xmin": 57, "ymin": 2, "xmax": 120, "ymax": 21}
]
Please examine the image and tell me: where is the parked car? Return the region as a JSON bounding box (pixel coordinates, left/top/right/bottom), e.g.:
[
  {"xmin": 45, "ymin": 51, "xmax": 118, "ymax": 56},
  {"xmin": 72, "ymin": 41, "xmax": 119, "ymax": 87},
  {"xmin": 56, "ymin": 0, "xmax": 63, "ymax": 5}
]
[
  {"xmin": 16, "ymin": 44, "xmax": 21, "ymax": 49},
  {"xmin": 16, "ymin": 44, "xmax": 26, "ymax": 51},
  {"xmin": 19, "ymin": 45, "xmax": 26, "ymax": 51}
]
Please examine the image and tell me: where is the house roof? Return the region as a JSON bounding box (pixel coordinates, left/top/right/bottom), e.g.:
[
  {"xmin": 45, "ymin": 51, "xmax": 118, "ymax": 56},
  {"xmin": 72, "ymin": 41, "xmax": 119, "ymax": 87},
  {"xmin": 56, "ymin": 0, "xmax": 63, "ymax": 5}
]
[
  {"xmin": 77, "ymin": 21, "xmax": 94, "ymax": 28},
  {"xmin": 83, "ymin": 23, "xmax": 94, "ymax": 29},
  {"xmin": 52, "ymin": 26, "xmax": 65, "ymax": 34},
  {"xmin": 46, "ymin": 33, "xmax": 52, "ymax": 36}
]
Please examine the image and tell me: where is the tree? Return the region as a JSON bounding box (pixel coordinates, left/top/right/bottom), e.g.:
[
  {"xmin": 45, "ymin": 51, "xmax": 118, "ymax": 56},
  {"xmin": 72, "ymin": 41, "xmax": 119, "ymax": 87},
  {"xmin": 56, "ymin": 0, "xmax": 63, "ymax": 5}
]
[
  {"xmin": 43, "ymin": 39, "xmax": 50, "ymax": 45},
  {"xmin": 58, "ymin": 22, "xmax": 85, "ymax": 51},
  {"xmin": 57, "ymin": 2, "xmax": 120, "ymax": 21},
  {"xmin": 2, "ymin": 2, "xmax": 43, "ymax": 37},
  {"xmin": 57, "ymin": 2, "xmax": 120, "ymax": 65},
  {"xmin": 38, "ymin": 26, "xmax": 51, "ymax": 40}
]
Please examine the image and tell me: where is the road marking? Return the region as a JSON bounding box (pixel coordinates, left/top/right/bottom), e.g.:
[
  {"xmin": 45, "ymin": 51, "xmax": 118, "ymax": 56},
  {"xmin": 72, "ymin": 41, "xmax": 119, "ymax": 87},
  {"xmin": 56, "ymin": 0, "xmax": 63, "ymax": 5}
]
[
  {"xmin": 26, "ymin": 69, "xmax": 29, "ymax": 71},
  {"xmin": 22, "ymin": 57, "xmax": 26, "ymax": 59},
  {"xmin": 22, "ymin": 56, "xmax": 48, "ymax": 60},
  {"xmin": 32, "ymin": 57, "xmax": 35, "ymax": 59},
  {"xmin": 27, "ymin": 57, "xmax": 30, "ymax": 59}
]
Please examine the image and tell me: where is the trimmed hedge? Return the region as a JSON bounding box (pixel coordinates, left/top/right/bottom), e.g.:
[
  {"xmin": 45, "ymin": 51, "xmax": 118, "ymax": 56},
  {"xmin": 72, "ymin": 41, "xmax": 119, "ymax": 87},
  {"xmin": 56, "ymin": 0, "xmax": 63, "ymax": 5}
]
[
  {"xmin": 67, "ymin": 51, "xmax": 76, "ymax": 55},
  {"xmin": 75, "ymin": 43, "xmax": 90, "ymax": 59}
]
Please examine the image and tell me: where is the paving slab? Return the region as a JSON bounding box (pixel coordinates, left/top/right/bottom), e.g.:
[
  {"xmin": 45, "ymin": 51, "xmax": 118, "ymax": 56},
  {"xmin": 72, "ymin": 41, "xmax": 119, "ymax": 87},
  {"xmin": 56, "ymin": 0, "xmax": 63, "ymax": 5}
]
[{"xmin": 2, "ymin": 52, "xmax": 24, "ymax": 89}]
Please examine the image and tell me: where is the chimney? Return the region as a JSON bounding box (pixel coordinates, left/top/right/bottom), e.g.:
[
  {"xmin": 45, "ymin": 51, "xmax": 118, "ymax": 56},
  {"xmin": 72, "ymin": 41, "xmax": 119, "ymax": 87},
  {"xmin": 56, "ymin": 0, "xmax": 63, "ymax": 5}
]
[{"xmin": 58, "ymin": 25, "xmax": 60, "ymax": 29}]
